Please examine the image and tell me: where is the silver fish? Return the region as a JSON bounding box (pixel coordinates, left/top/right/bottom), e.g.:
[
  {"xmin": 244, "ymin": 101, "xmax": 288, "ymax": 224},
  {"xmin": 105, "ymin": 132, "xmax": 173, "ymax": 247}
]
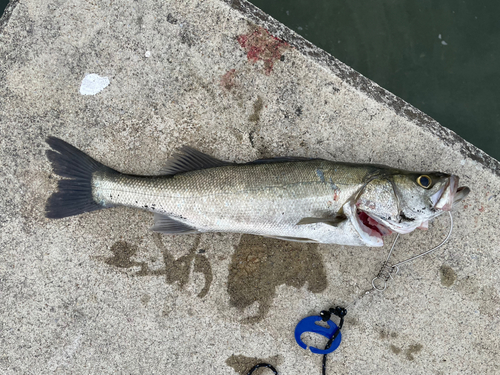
[{"xmin": 45, "ymin": 137, "xmax": 469, "ymax": 247}]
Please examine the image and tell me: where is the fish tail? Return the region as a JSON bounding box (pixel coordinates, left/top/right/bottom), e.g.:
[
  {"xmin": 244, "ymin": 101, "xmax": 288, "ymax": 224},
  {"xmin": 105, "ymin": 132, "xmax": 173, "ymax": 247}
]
[{"xmin": 45, "ymin": 136, "xmax": 116, "ymax": 219}]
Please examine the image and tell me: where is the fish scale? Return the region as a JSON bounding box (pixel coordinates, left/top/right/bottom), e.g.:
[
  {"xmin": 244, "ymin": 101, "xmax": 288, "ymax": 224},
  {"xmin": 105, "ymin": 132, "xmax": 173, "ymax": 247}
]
[{"xmin": 92, "ymin": 162, "xmax": 364, "ymax": 234}]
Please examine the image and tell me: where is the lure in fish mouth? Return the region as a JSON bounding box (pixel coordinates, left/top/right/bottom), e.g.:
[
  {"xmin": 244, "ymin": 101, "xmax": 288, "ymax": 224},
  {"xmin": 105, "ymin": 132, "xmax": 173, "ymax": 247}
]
[{"xmin": 45, "ymin": 137, "xmax": 470, "ymax": 247}]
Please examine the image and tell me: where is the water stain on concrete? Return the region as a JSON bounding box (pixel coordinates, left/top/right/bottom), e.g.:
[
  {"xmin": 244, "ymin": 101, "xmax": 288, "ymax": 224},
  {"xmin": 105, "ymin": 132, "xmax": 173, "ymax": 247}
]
[
  {"xmin": 249, "ymin": 96, "xmax": 263, "ymax": 123},
  {"xmin": 221, "ymin": 69, "xmax": 237, "ymax": 91},
  {"xmin": 105, "ymin": 241, "xmax": 149, "ymax": 273},
  {"xmin": 405, "ymin": 344, "xmax": 423, "ymax": 361},
  {"xmin": 440, "ymin": 264, "xmax": 457, "ymax": 287},
  {"xmin": 228, "ymin": 234, "xmax": 327, "ymax": 323},
  {"xmin": 104, "ymin": 235, "xmax": 213, "ymax": 298},
  {"xmin": 226, "ymin": 354, "xmax": 282, "ymax": 375},
  {"xmin": 379, "ymin": 330, "xmax": 398, "ymax": 339},
  {"xmin": 152, "ymin": 234, "xmax": 213, "ymax": 298},
  {"xmin": 390, "ymin": 344, "xmax": 402, "ymax": 355}
]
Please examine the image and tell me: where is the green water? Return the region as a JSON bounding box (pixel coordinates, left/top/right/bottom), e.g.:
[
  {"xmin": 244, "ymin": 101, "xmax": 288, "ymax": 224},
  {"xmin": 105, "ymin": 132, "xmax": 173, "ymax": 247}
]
[
  {"xmin": 249, "ymin": 0, "xmax": 500, "ymax": 161},
  {"xmin": 1, "ymin": 0, "xmax": 498, "ymax": 161}
]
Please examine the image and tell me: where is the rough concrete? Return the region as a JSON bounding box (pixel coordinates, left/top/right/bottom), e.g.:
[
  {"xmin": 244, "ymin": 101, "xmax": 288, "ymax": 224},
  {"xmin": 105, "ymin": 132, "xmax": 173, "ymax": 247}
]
[{"xmin": 0, "ymin": 0, "xmax": 499, "ymax": 374}]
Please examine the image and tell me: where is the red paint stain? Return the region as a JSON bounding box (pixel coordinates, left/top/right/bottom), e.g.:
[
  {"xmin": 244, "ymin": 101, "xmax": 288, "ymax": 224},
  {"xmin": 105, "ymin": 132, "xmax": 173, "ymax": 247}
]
[
  {"xmin": 221, "ymin": 69, "xmax": 236, "ymax": 90},
  {"xmin": 479, "ymin": 206, "xmax": 485, "ymax": 212},
  {"xmin": 237, "ymin": 27, "xmax": 289, "ymax": 74}
]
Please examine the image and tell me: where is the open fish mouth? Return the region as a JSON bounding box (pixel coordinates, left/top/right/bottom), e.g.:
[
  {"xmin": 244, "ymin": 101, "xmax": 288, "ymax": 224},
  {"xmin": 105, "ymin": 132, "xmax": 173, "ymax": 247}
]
[
  {"xmin": 432, "ymin": 175, "xmax": 470, "ymax": 211},
  {"xmin": 344, "ymin": 202, "xmax": 386, "ymax": 247}
]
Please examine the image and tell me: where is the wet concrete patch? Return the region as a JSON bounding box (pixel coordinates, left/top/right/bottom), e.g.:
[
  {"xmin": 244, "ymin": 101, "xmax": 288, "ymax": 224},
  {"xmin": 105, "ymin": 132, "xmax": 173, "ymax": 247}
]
[
  {"xmin": 440, "ymin": 264, "xmax": 457, "ymax": 287},
  {"xmin": 228, "ymin": 234, "xmax": 327, "ymax": 323},
  {"xmin": 103, "ymin": 235, "xmax": 213, "ymax": 298},
  {"xmin": 390, "ymin": 344, "xmax": 402, "ymax": 355},
  {"xmin": 221, "ymin": 69, "xmax": 237, "ymax": 90},
  {"xmin": 249, "ymin": 96, "xmax": 263, "ymax": 123},
  {"xmin": 379, "ymin": 330, "xmax": 398, "ymax": 339},
  {"xmin": 104, "ymin": 241, "xmax": 149, "ymax": 274},
  {"xmin": 405, "ymin": 344, "xmax": 423, "ymax": 361},
  {"xmin": 226, "ymin": 354, "xmax": 282, "ymax": 375}
]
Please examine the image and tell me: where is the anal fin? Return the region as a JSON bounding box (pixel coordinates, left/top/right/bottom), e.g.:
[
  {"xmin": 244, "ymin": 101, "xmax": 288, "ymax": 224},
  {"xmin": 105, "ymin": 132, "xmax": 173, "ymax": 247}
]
[{"xmin": 150, "ymin": 213, "xmax": 199, "ymax": 234}]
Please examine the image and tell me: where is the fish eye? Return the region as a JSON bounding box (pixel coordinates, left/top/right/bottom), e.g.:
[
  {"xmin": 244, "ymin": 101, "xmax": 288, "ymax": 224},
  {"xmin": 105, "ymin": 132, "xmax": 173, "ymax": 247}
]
[{"xmin": 417, "ymin": 175, "xmax": 432, "ymax": 189}]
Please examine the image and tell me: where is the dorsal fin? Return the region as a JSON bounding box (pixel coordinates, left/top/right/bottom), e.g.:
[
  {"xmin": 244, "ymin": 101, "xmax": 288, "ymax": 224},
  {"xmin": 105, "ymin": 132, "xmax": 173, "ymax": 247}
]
[{"xmin": 160, "ymin": 146, "xmax": 233, "ymax": 175}]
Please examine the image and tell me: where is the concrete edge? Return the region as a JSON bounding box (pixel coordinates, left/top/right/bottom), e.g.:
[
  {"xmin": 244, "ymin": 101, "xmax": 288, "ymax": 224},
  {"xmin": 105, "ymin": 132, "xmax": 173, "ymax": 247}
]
[
  {"xmin": 1, "ymin": 0, "xmax": 497, "ymax": 174},
  {"xmin": 224, "ymin": 0, "xmax": 500, "ymax": 175},
  {"xmin": 0, "ymin": 0, "xmax": 19, "ymax": 33}
]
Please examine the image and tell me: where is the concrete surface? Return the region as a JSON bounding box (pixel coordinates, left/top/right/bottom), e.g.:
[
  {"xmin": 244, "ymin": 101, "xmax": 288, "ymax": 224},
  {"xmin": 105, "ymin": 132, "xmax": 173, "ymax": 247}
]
[{"xmin": 1, "ymin": 0, "xmax": 499, "ymax": 374}]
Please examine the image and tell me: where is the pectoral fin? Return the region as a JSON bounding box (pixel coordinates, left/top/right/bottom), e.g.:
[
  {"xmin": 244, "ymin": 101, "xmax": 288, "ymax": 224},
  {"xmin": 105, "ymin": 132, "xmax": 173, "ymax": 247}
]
[
  {"xmin": 296, "ymin": 215, "xmax": 347, "ymax": 226},
  {"xmin": 264, "ymin": 235, "xmax": 318, "ymax": 243}
]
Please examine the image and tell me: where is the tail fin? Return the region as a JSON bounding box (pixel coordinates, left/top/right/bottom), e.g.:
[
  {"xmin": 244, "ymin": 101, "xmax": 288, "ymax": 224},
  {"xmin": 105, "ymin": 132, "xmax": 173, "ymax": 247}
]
[{"xmin": 45, "ymin": 137, "xmax": 116, "ymax": 219}]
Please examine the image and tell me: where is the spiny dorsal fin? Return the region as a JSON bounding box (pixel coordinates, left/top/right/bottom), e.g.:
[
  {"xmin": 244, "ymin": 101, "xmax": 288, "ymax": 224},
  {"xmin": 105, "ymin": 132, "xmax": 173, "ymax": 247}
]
[
  {"xmin": 296, "ymin": 215, "xmax": 347, "ymax": 226},
  {"xmin": 160, "ymin": 146, "xmax": 233, "ymax": 175},
  {"xmin": 150, "ymin": 213, "xmax": 199, "ymax": 234}
]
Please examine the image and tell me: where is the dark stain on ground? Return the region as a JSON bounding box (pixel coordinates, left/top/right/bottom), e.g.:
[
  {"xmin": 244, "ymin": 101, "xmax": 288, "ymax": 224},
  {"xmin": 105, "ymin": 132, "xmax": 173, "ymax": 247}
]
[
  {"xmin": 166, "ymin": 13, "xmax": 178, "ymax": 24},
  {"xmin": 379, "ymin": 330, "xmax": 398, "ymax": 339},
  {"xmin": 228, "ymin": 234, "xmax": 327, "ymax": 323},
  {"xmin": 221, "ymin": 69, "xmax": 237, "ymax": 90},
  {"xmin": 405, "ymin": 344, "xmax": 423, "ymax": 361},
  {"xmin": 237, "ymin": 26, "xmax": 289, "ymax": 74},
  {"xmin": 390, "ymin": 344, "xmax": 402, "ymax": 355},
  {"xmin": 105, "ymin": 241, "xmax": 149, "ymax": 273},
  {"xmin": 440, "ymin": 264, "xmax": 457, "ymax": 287},
  {"xmin": 226, "ymin": 354, "xmax": 282, "ymax": 375},
  {"xmin": 104, "ymin": 236, "xmax": 213, "ymax": 298},
  {"xmin": 249, "ymin": 96, "xmax": 263, "ymax": 123}
]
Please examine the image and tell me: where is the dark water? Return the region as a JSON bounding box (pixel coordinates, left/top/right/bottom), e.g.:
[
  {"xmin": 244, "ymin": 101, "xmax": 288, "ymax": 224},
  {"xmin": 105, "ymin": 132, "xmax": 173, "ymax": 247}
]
[
  {"xmin": 1, "ymin": 0, "xmax": 498, "ymax": 161},
  {"xmin": 250, "ymin": 0, "xmax": 500, "ymax": 161}
]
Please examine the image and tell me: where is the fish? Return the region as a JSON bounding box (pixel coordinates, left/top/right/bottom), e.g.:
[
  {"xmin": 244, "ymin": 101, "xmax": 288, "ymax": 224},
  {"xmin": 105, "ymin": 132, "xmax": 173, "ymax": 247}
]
[{"xmin": 45, "ymin": 137, "xmax": 470, "ymax": 247}]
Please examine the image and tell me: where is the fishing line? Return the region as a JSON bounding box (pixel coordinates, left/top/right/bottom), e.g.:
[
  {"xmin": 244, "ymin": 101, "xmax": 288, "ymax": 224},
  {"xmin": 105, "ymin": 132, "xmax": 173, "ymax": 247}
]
[
  {"xmin": 245, "ymin": 212, "xmax": 454, "ymax": 375},
  {"xmin": 371, "ymin": 211, "xmax": 453, "ymax": 291}
]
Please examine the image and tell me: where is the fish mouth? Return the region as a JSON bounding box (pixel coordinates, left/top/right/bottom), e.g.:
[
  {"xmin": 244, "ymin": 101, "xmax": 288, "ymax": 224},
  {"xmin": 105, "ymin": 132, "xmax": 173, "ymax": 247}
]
[
  {"xmin": 432, "ymin": 175, "xmax": 470, "ymax": 211},
  {"xmin": 344, "ymin": 201, "xmax": 386, "ymax": 247}
]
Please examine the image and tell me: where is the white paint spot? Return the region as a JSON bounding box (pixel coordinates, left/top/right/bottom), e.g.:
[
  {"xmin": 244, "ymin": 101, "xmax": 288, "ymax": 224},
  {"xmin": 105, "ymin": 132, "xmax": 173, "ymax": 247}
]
[
  {"xmin": 438, "ymin": 34, "xmax": 442, "ymax": 39},
  {"xmin": 441, "ymin": 40, "xmax": 448, "ymax": 45},
  {"xmin": 79, "ymin": 74, "xmax": 110, "ymax": 95},
  {"xmin": 145, "ymin": 50, "xmax": 151, "ymax": 58}
]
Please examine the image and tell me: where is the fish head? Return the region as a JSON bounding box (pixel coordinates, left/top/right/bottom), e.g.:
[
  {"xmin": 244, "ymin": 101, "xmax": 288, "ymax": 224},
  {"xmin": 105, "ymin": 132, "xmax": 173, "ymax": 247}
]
[{"xmin": 349, "ymin": 171, "xmax": 469, "ymax": 245}]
